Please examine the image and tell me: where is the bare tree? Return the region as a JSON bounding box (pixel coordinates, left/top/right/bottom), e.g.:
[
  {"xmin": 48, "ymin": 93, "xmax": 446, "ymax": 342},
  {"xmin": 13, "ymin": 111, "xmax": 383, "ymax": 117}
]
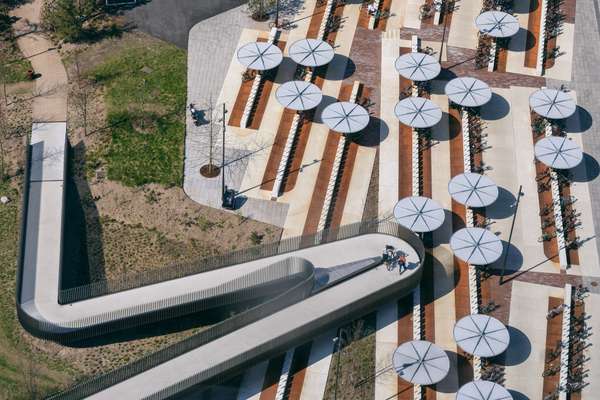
[
  {"xmin": 20, "ymin": 355, "xmax": 40, "ymax": 400},
  {"xmin": 71, "ymin": 50, "xmax": 90, "ymax": 136}
]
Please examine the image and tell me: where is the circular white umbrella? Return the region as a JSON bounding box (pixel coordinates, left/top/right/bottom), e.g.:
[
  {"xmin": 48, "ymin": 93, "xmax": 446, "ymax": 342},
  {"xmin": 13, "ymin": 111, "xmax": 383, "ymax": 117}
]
[
  {"xmin": 393, "ymin": 196, "xmax": 445, "ymax": 233},
  {"xmin": 457, "ymin": 380, "xmax": 513, "ymax": 400},
  {"xmin": 394, "ymin": 52, "xmax": 442, "ymax": 82},
  {"xmin": 322, "ymin": 102, "xmax": 370, "ymax": 134},
  {"xmin": 393, "ymin": 340, "xmax": 450, "ymax": 385},
  {"xmin": 450, "ymin": 228, "xmax": 503, "ymax": 265},
  {"xmin": 454, "ymin": 315, "xmax": 510, "ymax": 357},
  {"xmin": 237, "ymin": 42, "xmax": 283, "ymax": 71},
  {"xmin": 448, "ymin": 173, "xmax": 499, "ymax": 208},
  {"xmin": 529, "ymin": 88, "xmax": 577, "ymax": 120},
  {"xmin": 445, "ymin": 77, "xmax": 492, "ymax": 108},
  {"xmin": 289, "ymin": 38, "xmax": 335, "ymax": 67},
  {"xmin": 476, "ymin": 11, "xmax": 520, "ymax": 38},
  {"xmin": 276, "ymin": 81, "xmax": 323, "ymax": 111},
  {"xmin": 534, "ymin": 136, "xmax": 583, "ymax": 169},
  {"xmin": 395, "ymin": 97, "xmax": 443, "ymax": 129}
]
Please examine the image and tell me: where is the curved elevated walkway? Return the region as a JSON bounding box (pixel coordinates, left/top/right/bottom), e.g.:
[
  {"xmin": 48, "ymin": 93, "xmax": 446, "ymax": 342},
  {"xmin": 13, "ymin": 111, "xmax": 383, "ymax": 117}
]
[{"xmin": 18, "ymin": 124, "xmax": 424, "ymax": 398}]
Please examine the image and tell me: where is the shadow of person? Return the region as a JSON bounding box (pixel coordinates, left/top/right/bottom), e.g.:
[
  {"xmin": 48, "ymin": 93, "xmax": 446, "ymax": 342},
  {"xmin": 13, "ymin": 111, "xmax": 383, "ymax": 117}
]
[
  {"xmin": 485, "ymin": 187, "xmax": 518, "ymax": 220},
  {"xmin": 570, "ymin": 153, "xmax": 600, "ymax": 183},
  {"xmin": 480, "ymin": 93, "xmax": 511, "ymax": 121},
  {"xmin": 491, "ymin": 326, "xmax": 531, "ymax": 366},
  {"xmin": 563, "ymin": 105, "xmax": 594, "ymax": 134}
]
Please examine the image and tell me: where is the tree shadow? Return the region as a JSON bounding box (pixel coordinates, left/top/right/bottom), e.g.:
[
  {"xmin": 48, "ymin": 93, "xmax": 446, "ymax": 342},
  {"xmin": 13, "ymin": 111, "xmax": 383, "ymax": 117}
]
[
  {"xmin": 491, "ymin": 326, "xmax": 531, "ymax": 366},
  {"xmin": 60, "ymin": 141, "xmax": 105, "ymax": 290},
  {"xmin": 570, "ymin": 153, "xmax": 600, "ymax": 183},
  {"xmin": 480, "ymin": 93, "xmax": 511, "ymax": 121},
  {"xmin": 485, "ymin": 187, "xmax": 517, "ymax": 220},
  {"xmin": 563, "ymin": 106, "xmax": 593, "ymax": 134}
]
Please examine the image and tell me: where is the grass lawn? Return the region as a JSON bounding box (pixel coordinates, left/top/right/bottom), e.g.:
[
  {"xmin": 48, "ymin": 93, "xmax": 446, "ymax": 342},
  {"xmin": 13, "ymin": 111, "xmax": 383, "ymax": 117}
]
[
  {"xmin": 0, "ymin": 181, "xmax": 76, "ymax": 399},
  {"xmin": 0, "ymin": 52, "xmax": 31, "ymax": 84},
  {"xmin": 88, "ymin": 41, "xmax": 187, "ymax": 187}
]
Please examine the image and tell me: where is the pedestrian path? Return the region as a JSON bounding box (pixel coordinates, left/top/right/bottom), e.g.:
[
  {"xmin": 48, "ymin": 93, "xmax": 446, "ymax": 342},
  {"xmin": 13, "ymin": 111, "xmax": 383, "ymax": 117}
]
[
  {"xmin": 447, "ymin": 0, "xmax": 479, "ymax": 49},
  {"xmin": 11, "ymin": 0, "xmax": 67, "ymax": 122},
  {"xmin": 298, "ymin": 329, "xmax": 337, "ymax": 400}
]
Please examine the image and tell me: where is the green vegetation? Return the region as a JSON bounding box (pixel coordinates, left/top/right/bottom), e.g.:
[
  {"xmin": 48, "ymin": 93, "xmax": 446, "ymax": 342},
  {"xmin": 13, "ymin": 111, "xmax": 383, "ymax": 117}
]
[
  {"xmin": 88, "ymin": 41, "xmax": 187, "ymax": 187},
  {"xmin": 323, "ymin": 315, "xmax": 376, "ymax": 400},
  {"xmin": 41, "ymin": 0, "xmax": 110, "ymax": 42},
  {"xmin": 0, "ymin": 5, "xmax": 32, "ymax": 85},
  {"xmin": 0, "ymin": 181, "xmax": 75, "ymax": 398}
]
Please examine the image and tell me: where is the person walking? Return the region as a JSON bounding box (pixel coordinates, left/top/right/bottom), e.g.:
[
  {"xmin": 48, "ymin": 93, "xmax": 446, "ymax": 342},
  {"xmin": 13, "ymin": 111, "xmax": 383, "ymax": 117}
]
[{"xmin": 398, "ymin": 253, "xmax": 407, "ymax": 273}]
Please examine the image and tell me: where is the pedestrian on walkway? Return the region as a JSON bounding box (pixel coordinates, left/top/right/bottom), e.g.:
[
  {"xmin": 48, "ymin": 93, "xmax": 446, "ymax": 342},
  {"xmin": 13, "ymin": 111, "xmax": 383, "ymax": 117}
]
[{"xmin": 398, "ymin": 253, "xmax": 407, "ymax": 273}]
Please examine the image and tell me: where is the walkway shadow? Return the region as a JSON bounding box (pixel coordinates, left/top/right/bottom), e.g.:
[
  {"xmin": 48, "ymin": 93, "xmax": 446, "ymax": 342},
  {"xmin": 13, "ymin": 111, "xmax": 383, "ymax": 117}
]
[
  {"xmin": 491, "ymin": 326, "xmax": 531, "ymax": 366},
  {"xmin": 61, "ymin": 141, "xmax": 105, "ymax": 289},
  {"xmin": 485, "ymin": 187, "xmax": 517, "ymax": 220},
  {"xmin": 480, "ymin": 93, "xmax": 510, "ymax": 121},
  {"xmin": 570, "ymin": 153, "xmax": 600, "ymax": 183},
  {"xmin": 68, "ymin": 298, "xmax": 266, "ymax": 348},
  {"xmin": 563, "ymin": 106, "xmax": 593, "ymax": 133}
]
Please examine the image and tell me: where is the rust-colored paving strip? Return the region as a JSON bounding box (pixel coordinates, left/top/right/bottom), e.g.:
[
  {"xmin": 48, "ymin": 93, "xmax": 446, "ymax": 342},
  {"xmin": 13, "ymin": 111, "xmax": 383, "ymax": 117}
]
[
  {"xmin": 563, "ymin": 0, "xmax": 576, "ymax": 23},
  {"xmin": 449, "ymin": 105, "xmax": 473, "ymax": 385},
  {"xmin": 280, "ymin": 111, "xmax": 316, "ymax": 193},
  {"xmin": 422, "ymin": 235, "xmax": 437, "ymax": 399},
  {"xmin": 524, "ymin": 0, "xmax": 541, "ymax": 68},
  {"xmin": 228, "ymin": 38, "xmax": 285, "ymax": 129},
  {"xmin": 328, "ymin": 141, "xmax": 359, "ymax": 229},
  {"xmin": 249, "ymin": 39, "xmax": 287, "ymax": 130},
  {"xmin": 261, "ymin": 108, "xmax": 298, "ymax": 191},
  {"xmin": 301, "ymin": 84, "xmax": 353, "ymax": 235},
  {"xmin": 397, "ymin": 297, "xmax": 414, "ymax": 399},
  {"xmin": 306, "ymin": 0, "xmax": 328, "ymax": 39},
  {"xmin": 569, "ymin": 298, "xmax": 584, "ymax": 400},
  {"xmin": 357, "ymin": 2, "xmax": 370, "ymax": 28},
  {"xmin": 327, "ymin": 88, "xmax": 372, "ymax": 229},
  {"xmin": 562, "ymin": 184, "xmax": 579, "ymax": 265},
  {"xmin": 376, "ymin": 0, "xmax": 393, "ymax": 31},
  {"xmin": 542, "ymin": 297, "xmax": 564, "ymax": 398},
  {"xmin": 302, "ymin": 131, "xmax": 340, "ymax": 235},
  {"xmin": 286, "ymin": 342, "xmax": 313, "ymax": 400},
  {"xmin": 228, "ymin": 76, "xmax": 254, "ymax": 127},
  {"xmin": 545, "ymin": 35, "xmax": 557, "ymax": 70},
  {"xmin": 531, "ymin": 117, "xmax": 560, "ymax": 263},
  {"xmin": 229, "ymin": 37, "xmax": 268, "ymax": 128},
  {"xmin": 420, "ymin": 0, "xmax": 435, "ymax": 28},
  {"xmin": 495, "ymin": 41, "xmax": 508, "ymax": 73},
  {"xmin": 259, "ymin": 354, "xmax": 286, "ymax": 400},
  {"xmin": 281, "ymin": 75, "xmax": 326, "ymax": 193}
]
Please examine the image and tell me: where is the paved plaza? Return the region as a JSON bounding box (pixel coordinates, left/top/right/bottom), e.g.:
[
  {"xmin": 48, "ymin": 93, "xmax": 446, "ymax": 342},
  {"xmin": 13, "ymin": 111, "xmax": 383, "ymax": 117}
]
[{"xmin": 12, "ymin": 0, "xmax": 600, "ymax": 398}]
